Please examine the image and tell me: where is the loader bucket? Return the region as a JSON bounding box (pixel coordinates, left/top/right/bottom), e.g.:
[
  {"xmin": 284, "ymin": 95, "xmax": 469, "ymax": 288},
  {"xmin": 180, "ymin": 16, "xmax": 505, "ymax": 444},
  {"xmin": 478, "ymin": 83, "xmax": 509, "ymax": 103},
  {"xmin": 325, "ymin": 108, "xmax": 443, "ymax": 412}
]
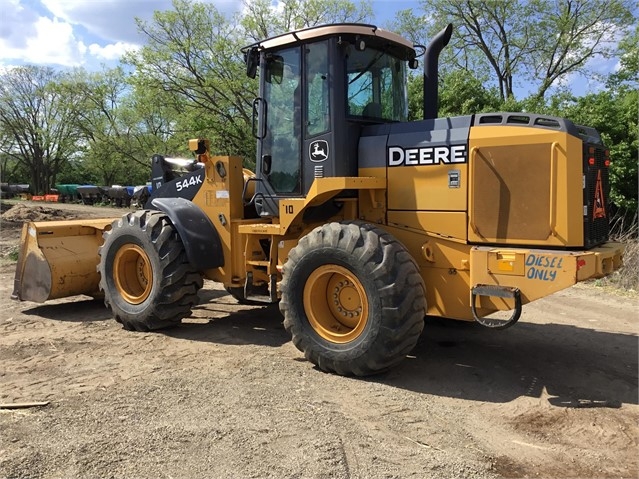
[{"xmin": 12, "ymin": 218, "xmax": 118, "ymax": 303}]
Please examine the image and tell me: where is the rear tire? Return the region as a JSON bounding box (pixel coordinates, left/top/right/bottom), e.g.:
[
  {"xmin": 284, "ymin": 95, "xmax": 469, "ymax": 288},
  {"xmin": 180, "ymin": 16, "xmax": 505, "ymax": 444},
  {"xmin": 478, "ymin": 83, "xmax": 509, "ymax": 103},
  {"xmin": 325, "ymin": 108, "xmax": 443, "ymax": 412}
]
[
  {"xmin": 99, "ymin": 210, "xmax": 203, "ymax": 331},
  {"xmin": 280, "ymin": 221, "xmax": 426, "ymax": 376}
]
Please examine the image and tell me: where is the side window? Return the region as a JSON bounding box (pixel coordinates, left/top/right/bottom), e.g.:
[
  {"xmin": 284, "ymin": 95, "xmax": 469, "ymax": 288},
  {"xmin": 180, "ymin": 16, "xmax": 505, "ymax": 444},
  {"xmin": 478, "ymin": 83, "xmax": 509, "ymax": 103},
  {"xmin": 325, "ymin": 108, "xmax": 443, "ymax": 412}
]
[{"xmin": 305, "ymin": 41, "xmax": 330, "ymax": 138}]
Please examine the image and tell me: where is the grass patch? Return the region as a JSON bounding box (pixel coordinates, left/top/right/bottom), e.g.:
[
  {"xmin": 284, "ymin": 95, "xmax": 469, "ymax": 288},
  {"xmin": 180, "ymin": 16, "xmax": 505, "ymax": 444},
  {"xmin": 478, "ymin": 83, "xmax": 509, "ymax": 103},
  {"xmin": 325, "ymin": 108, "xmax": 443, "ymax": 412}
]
[
  {"xmin": 589, "ymin": 212, "xmax": 638, "ymax": 296},
  {"xmin": 591, "ymin": 239, "xmax": 638, "ymax": 296},
  {"xmin": 7, "ymin": 248, "xmax": 19, "ymax": 261}
]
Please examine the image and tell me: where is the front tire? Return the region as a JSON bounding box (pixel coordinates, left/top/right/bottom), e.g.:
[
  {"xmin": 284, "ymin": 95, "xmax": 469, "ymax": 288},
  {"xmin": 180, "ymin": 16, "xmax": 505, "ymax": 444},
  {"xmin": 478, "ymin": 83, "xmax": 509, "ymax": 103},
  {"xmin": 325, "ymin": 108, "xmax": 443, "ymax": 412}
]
[
  {"xmin": 280, "ymin": 221, "xmax": 426, "ymax": 376},
  {"xmin": 99, "ymin": 210, "xmax": 203, "ymax": 331}
]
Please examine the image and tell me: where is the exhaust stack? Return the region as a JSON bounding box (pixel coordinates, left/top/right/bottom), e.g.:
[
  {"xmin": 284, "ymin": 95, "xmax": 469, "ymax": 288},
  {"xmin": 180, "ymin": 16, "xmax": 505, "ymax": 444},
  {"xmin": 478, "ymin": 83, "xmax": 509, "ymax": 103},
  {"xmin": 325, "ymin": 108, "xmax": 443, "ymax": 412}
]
[{"xmin": 423, "ymin": 24, "xmax": 453, "ymax": 120}]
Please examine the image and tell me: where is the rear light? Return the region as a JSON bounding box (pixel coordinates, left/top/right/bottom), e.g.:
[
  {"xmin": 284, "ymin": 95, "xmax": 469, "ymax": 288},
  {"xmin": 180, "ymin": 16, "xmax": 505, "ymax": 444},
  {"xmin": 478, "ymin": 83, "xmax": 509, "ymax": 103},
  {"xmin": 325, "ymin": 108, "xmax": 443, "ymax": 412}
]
[
  {"xmin": 588, "ymin": 157, "xmax": 595, "ymax": 165},
  {"xmin": 604, "ymin": 159, "xmax": 611, "ymax": 167}
]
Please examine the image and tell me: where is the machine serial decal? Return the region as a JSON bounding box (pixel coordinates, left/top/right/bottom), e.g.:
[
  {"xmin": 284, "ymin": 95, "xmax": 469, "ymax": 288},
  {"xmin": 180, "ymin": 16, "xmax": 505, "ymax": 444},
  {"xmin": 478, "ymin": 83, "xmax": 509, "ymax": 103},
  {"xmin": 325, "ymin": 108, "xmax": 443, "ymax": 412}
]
[
  {"xmin": 175, "ymin": 174, "xmax": 203, "ymax": 192},
  {"xmin": 388, "ymin": 144, "xmax": 467, "ymax": 166}
]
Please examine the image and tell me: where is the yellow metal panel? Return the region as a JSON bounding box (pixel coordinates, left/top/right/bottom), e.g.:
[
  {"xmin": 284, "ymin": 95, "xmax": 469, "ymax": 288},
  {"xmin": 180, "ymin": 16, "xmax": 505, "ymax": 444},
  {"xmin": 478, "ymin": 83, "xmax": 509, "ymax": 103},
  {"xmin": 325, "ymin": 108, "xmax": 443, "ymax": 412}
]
[
  {"xmin": 468, "ymin": 126, "xmax": 584, "ymax": 247},
  {"xmin": 387, "ymin": 211, "xmax": 467, "ymax": 241},
  {"xmin": 385, "ymin": 226, "xmax": 624, "ymax": 322},
  {"xmin": 470, "ymin": 247, "xmax": 579, "ymax": 314},
  {"xmin": 575, "ymin": 242, "xmax": 624, "ymax": 281},
  {"xmin": 388, "ymin": 163, "xmax": 467, "ymax": 211},
  {"xmin": 357, "ymin": 167, "xmax": 386, "ymax": 223},
  {"xmin": 191, "ymin": 156, "xmax": 246, "ymax": 284}
]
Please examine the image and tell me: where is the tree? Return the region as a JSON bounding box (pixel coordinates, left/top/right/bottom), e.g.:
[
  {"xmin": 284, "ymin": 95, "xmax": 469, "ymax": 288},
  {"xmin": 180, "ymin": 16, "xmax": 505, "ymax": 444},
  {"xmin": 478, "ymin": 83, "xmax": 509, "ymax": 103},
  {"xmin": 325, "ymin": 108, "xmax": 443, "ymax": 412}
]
[
  {"xmin": 124, "ymin": 0, "xmax": 373, "ymax": 169},
  {"xmin": 394, "ymin": 0, "xmax": 635, "ymax": 101},
  {"xmin": 556, "ymin": 24, "xmax": 638, "ymax": 218},
  {"xmin": 528, "ymin": 0, "xmax": 635, "ymax": 100},
  {"xmin": 406, "ymin": 69, "xmax": 501, "ymax": 120},
  {"xmin": 0, "ymin": 66, "xmax": 83, "ymax": 195},
  {"xmin": 241, "ymin": 0, "xmax": 372, "ymax": 42},
  {"xmin": 124, "ymin": 0, "xmax": 258, "ymax": 165},
  {"xmin": 58, "ymin": 67, "xmax": 180, "ymax": 187}
]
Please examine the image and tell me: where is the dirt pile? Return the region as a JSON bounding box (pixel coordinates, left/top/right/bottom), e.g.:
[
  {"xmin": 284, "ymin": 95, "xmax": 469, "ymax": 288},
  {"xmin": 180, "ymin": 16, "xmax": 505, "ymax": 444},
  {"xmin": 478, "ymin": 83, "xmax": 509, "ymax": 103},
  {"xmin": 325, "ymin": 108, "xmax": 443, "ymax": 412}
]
[{"xmin": 1, "ymin": 203, "xmax": 76, "ymax": 223}]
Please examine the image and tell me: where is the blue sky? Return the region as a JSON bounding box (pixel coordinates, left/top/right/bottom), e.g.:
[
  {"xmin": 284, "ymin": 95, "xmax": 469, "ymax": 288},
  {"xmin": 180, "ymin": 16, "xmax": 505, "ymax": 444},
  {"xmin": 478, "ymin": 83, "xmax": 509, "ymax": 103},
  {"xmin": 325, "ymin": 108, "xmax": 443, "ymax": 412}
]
[
  {"xmin": 0, "ymin": 0, "xmax": 415, "ymax": 69},
  {"xmin": 0, "ymin": 0, "xmax": 618, "ymax": 96}
]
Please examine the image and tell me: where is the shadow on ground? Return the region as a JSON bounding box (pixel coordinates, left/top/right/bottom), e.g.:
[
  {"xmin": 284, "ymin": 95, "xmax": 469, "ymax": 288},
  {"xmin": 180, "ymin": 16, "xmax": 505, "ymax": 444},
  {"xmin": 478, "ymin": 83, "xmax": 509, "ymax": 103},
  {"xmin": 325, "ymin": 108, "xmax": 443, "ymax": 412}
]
[
  {"xmin": 19, "ymin": 292, "xmax": 638, "ymax": 407},
  {"xmin": 375, "ymin": 317, "xmax": 638, "ymax": 406}
]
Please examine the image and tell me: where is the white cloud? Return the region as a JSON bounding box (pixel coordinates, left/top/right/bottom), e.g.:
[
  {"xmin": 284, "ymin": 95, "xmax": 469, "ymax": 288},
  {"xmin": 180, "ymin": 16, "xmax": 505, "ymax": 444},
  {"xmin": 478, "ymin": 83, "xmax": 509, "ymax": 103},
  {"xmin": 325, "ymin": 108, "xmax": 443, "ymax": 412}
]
[
  {"xmin": 0, "ymin": 0, "xmax": 162, "ymax": 67},
  {"xmin": 88, "ymin": 41, "xmax": 140, "ymax": 61},
  {"xmin": 40, "ymin": 0, "xmax": 175, "ymax": 43},
  {"xmin": 39, "ymin": 0, "xmax": 238, "ymax": 43},
  {"xmin": 0, "ymin": 16, "xmax": 85, "ymax": 67},
  {"xmin": 0, "ymin": 0, "xmax": 39, "ymax": 48}
]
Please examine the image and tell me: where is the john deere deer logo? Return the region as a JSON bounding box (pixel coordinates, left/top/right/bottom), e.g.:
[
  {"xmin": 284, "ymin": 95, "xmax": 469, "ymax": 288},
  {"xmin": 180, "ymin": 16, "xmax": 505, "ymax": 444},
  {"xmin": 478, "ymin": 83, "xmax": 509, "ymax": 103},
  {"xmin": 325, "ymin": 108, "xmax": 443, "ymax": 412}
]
[{"xmin": 309, "ymin": 140, "xmax": 329, "ymax": 162}]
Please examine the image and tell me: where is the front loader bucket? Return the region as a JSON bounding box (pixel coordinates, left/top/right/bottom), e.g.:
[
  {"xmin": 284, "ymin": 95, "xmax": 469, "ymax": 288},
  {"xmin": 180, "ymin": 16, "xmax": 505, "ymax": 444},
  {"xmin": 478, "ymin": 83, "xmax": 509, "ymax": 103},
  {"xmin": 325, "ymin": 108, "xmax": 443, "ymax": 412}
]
[{"xmin": 12, "ymin": 218, "xmax": 118, "ymax": 303}]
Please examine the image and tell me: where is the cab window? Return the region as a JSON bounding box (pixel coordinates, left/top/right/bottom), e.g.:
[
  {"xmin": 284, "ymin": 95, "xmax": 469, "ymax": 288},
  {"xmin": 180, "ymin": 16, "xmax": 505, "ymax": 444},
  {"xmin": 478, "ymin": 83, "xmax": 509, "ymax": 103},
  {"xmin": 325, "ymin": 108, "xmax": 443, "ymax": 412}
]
[
  {"xmin": 305, "ymin": 41, "xmax": 330, "ymax": 138},
  {"xmin": 346, "ymin": 47, "xmax": 408, "ymax": 122}
]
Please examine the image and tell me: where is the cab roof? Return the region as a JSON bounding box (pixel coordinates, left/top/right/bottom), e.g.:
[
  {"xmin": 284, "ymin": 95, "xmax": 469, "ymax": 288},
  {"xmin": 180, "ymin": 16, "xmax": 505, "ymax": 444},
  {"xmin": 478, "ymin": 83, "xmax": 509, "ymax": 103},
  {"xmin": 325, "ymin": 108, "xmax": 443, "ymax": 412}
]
[{"xmin": 242, "ymin": 23, "xmax": 416, "ymax": 60}]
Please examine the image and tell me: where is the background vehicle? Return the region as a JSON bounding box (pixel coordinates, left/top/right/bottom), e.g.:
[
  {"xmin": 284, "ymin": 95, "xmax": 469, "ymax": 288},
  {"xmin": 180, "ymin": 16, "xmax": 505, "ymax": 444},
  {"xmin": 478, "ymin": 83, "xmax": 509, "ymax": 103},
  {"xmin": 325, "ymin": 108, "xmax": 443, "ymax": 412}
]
[{"xmin": 12, "ymin": 23, "xmax": 624, "ymax": 376}]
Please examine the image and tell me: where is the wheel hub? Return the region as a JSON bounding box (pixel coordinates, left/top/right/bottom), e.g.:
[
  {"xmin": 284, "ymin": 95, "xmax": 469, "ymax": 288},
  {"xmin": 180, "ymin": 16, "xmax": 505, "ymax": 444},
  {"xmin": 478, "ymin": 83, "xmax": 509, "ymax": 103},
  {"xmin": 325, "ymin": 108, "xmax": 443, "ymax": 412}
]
[
  {"xmin": 113, "ymin": 244, "xmax": 153, "ymax": 305},
  {"xmin": 304, "ymin": 265, "xmax": 369, "ymax": 343}
]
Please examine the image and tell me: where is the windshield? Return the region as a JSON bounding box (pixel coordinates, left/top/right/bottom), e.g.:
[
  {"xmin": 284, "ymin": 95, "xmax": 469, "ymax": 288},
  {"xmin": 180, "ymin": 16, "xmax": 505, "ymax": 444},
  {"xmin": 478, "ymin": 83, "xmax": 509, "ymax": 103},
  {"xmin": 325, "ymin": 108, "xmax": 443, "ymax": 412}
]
[{"xmin": 345, "ymin": 47, "xmax": 408, "ymax": 122}]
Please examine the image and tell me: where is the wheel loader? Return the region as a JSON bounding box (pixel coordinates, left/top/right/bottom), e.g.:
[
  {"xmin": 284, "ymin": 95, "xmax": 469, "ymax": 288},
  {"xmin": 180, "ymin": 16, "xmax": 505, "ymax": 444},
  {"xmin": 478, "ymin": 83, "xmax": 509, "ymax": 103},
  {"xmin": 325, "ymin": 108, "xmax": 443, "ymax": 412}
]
[{"xmin": 12, "ymin": 23, "xmax": 624, "ymax": 376}]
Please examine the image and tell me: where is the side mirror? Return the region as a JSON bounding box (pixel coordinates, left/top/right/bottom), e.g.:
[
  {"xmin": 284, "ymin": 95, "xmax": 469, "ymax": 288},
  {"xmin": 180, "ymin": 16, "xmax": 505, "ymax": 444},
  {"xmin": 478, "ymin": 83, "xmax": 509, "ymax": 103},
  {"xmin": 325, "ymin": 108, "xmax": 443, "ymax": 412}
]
[
  {"xmin": 245, "ymin": 48, "xmax": 259, "ymax": 79},
  {"xmin": 409, "ymin": 58, "xmax": 419, "ymax": 70}
]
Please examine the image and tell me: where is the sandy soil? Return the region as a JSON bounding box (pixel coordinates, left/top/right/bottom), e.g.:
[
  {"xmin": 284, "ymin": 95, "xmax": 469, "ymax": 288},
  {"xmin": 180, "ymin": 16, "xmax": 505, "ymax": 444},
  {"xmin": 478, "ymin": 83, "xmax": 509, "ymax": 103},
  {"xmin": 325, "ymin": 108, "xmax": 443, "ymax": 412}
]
[{"xmin": 0, "ymin": 201, "xmax": 637, "ymax": 479}]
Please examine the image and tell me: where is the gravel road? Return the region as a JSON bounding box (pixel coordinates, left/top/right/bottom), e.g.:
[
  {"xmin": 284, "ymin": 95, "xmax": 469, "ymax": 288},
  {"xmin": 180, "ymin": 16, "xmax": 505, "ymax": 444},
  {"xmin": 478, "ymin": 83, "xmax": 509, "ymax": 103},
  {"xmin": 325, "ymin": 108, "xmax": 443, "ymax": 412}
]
[{"xmin": 1, "ymin": 201, "xmax": 637, "ymax": 478}]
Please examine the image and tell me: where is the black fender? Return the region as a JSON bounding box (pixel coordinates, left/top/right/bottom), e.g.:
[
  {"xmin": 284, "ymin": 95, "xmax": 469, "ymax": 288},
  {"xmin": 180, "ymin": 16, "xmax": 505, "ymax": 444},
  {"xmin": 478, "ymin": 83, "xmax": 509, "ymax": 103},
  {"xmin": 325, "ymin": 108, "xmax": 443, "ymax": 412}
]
[{"xmin": 151, "ymin": 197, "xmax": 224, "ymax": 270}]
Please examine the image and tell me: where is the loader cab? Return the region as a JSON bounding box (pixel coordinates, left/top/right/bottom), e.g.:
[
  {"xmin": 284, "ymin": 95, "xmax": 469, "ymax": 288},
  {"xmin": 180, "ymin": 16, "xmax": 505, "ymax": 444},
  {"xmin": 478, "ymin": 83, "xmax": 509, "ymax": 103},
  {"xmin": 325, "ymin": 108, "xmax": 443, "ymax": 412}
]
[{"xmin": 244, "ymin": 24, "xmax": 417, "ymax": 217}]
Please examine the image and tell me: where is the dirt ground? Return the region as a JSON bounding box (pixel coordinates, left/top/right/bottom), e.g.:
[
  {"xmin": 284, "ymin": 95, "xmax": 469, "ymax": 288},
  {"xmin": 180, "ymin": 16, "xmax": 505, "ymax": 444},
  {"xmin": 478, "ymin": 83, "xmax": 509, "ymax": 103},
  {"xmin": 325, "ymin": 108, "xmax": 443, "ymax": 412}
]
[{"xmin": 0, "ymin": 201, "xmax": 637, "ymax": 479}]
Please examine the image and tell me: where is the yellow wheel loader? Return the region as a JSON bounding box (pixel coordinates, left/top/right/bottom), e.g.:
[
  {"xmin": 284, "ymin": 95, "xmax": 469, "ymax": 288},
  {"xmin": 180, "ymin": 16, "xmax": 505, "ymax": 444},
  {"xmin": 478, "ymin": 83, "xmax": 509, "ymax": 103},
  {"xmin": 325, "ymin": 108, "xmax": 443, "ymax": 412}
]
[{"xmin": 12, "ymin": 24, "xmax": 624, "ymax": 376}]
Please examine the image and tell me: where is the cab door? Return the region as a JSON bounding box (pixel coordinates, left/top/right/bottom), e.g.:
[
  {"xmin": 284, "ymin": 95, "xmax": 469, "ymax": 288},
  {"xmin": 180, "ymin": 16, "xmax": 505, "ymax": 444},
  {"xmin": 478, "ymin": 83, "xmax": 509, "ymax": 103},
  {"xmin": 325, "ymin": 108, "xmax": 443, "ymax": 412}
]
[{"xmin": 255, "ymin": 47, "xmax": 302, "ymax": 217}]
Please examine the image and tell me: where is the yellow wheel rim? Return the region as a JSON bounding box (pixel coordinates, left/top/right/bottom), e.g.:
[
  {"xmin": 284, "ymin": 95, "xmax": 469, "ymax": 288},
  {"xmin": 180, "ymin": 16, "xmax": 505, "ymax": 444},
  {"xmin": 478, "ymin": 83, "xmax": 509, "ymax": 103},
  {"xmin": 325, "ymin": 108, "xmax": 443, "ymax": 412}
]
[
  {"xmin": 113, "ymin": 244, "xmax": 152, "ymax": 304},
  {"xmin": 303, "ymin": 265, "xmax": 369, "ymax": 343}
]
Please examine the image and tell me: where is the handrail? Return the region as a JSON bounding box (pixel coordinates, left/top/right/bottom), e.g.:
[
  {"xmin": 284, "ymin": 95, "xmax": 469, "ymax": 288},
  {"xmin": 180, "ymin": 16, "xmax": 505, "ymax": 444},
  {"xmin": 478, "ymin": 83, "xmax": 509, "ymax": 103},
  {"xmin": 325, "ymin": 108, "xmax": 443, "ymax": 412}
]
[
  {"xmin": 549, "ymin": 142, "xmax": 562, "ymax": 237},
  {"xmin": 468, "ymin": 147, "xmax": 479, "ymax": 234}
]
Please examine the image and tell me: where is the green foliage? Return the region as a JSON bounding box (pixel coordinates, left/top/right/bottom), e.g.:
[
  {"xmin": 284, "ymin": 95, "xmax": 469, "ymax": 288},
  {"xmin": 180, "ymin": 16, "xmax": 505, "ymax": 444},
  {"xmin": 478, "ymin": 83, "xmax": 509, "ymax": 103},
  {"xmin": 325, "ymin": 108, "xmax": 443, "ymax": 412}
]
[
  {"xmin": 438, "ymin": 70, "xmax": 502, "ymax": 116},
  {"xmin": 242, "ymin": 0, "xmax": 372, "ymax": 41},
  {"xmin": 124, "ymin": 0, "xmax": 258, "ymax": 166},
  {"xmin": 407, "ymin": 69, "xmax": 501, "ymax": 119},
  {"xmin": 561, "ymin": 89, "xmax": 638, "ymax": 215},
  {"xmin": 398, "ymin": 0, "xmax": 636, "ymax": 101}
]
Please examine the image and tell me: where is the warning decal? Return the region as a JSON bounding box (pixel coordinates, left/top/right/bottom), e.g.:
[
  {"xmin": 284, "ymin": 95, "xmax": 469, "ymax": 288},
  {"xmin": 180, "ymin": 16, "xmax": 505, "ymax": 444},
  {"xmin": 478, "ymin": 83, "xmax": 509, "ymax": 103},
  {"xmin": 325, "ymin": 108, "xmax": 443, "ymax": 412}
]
[{"xmin": 593, "ymin": 169, "xmax": 606, "ymax": 219}]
